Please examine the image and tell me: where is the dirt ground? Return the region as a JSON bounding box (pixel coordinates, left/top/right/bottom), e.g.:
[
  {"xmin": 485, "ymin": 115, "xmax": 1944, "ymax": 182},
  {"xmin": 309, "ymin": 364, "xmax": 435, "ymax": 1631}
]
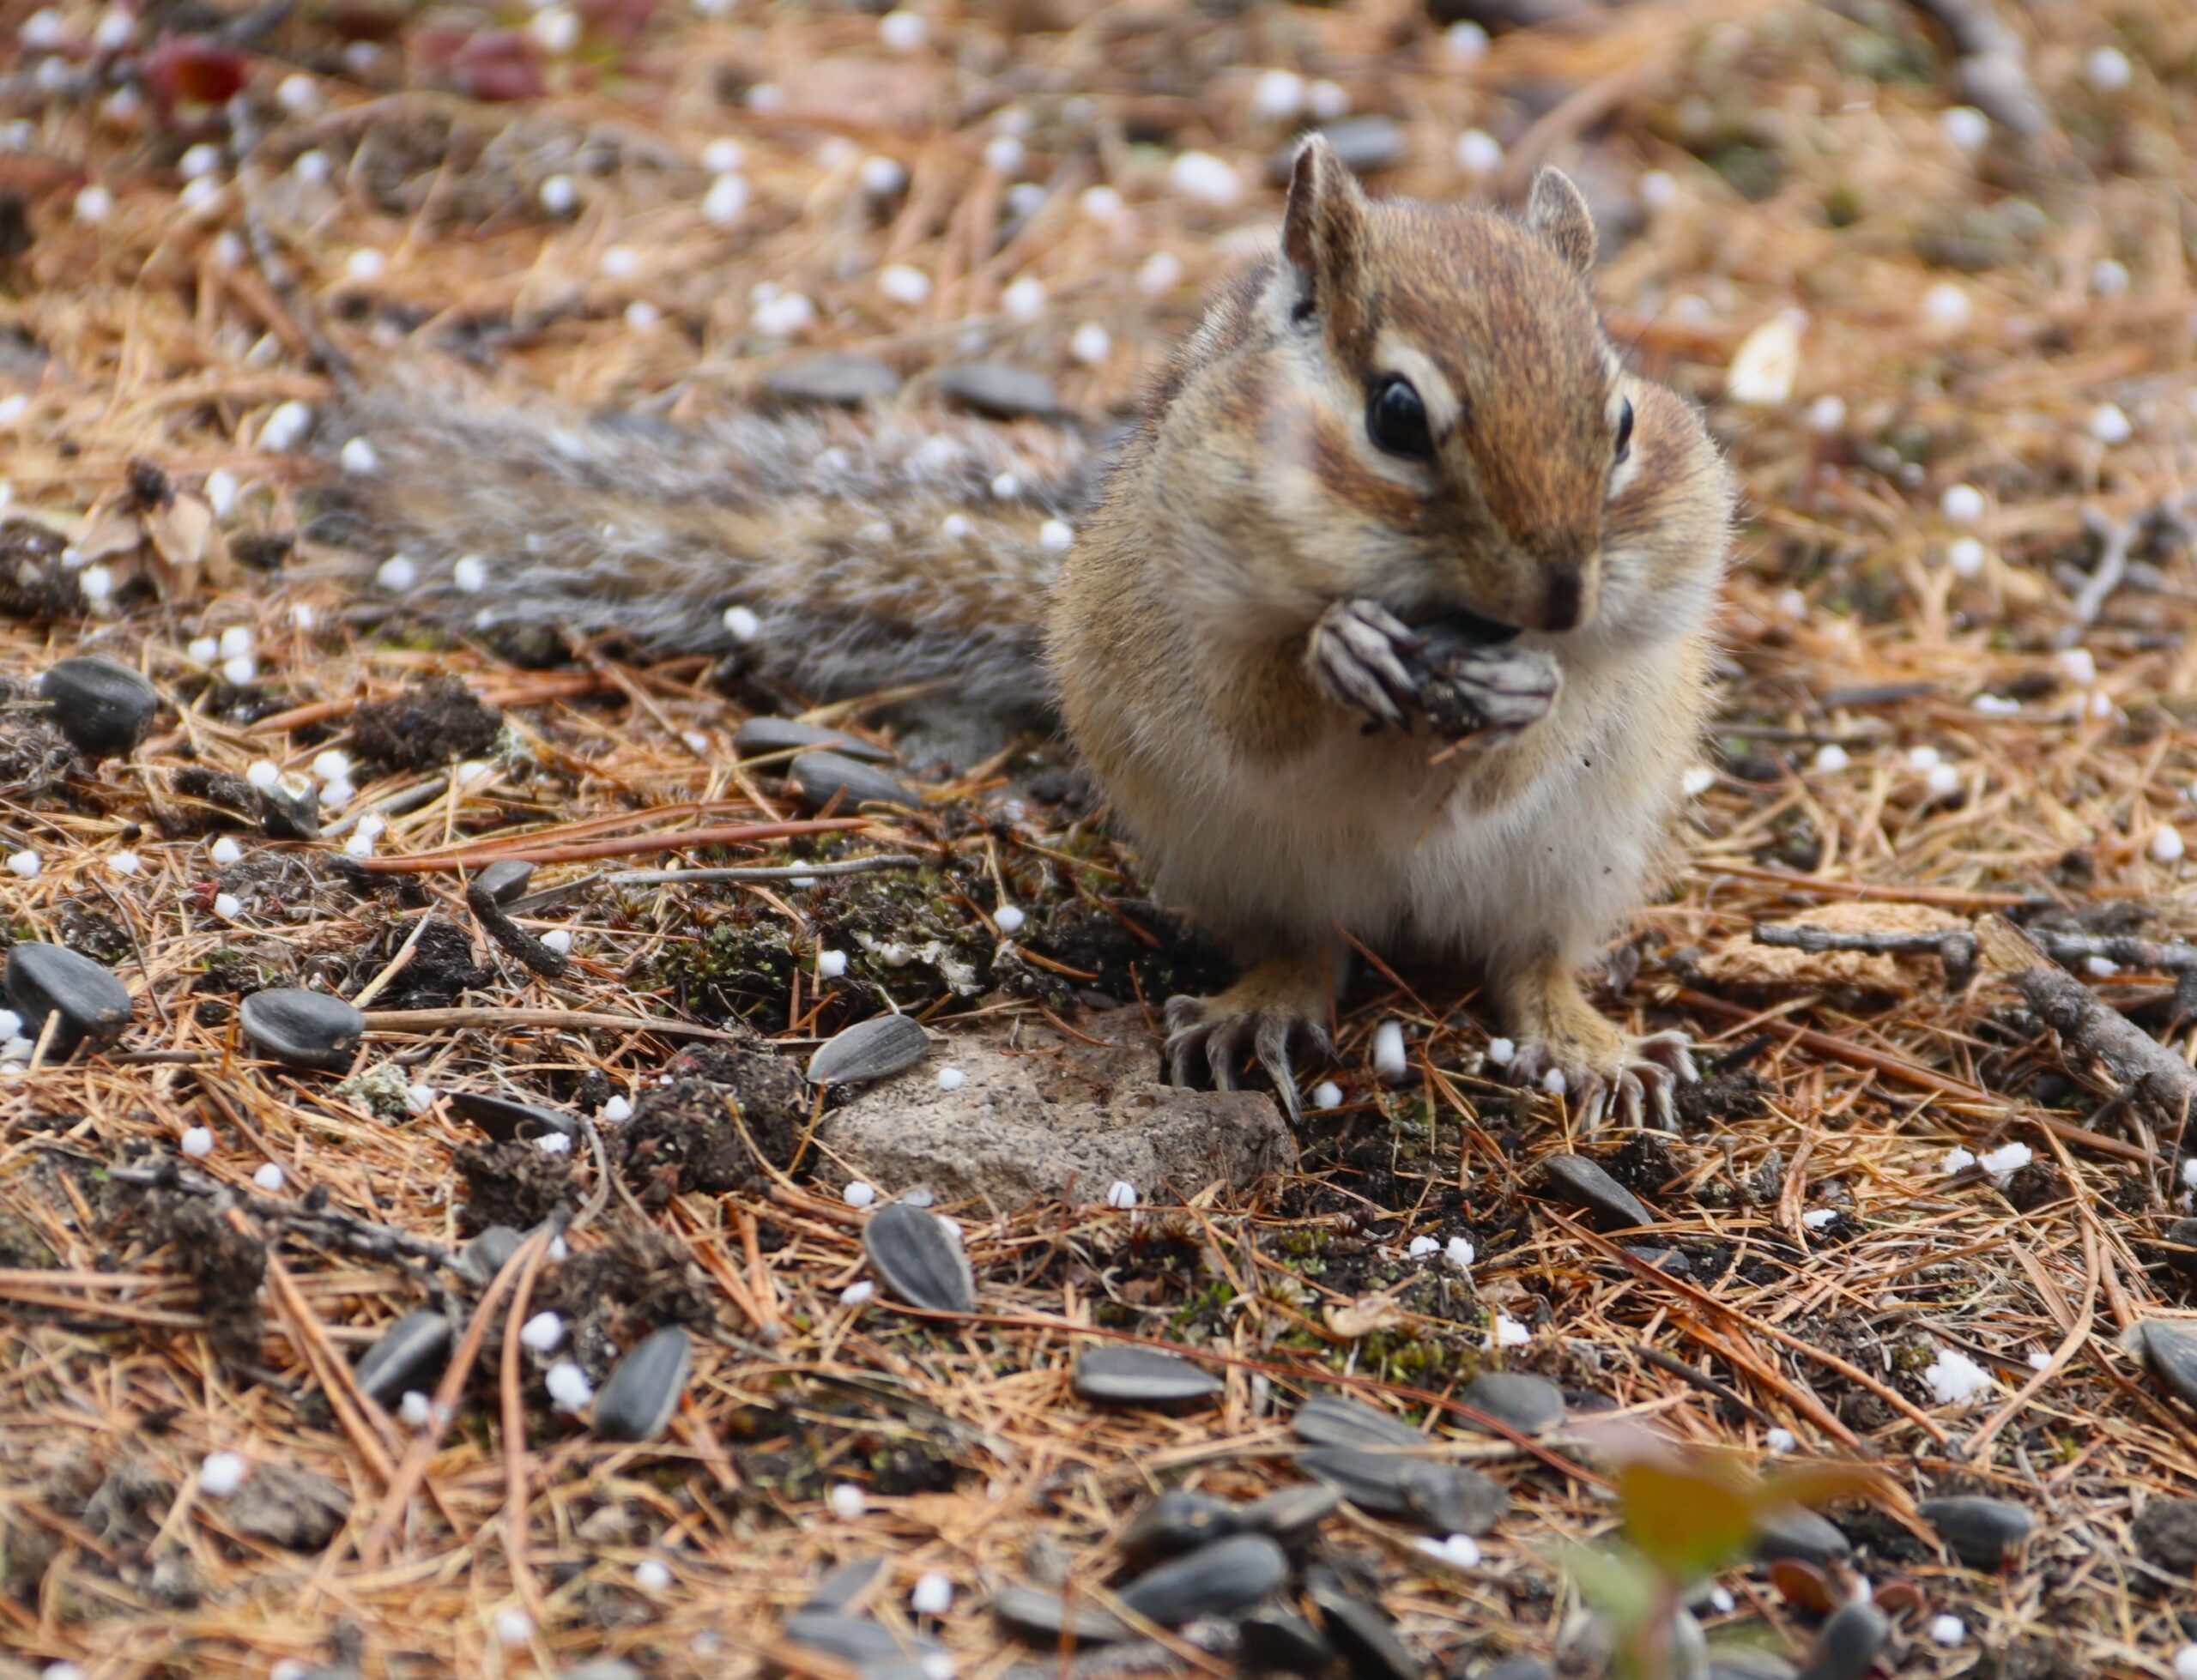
[{"xmin": 4, "ymin": 0, "xmax": 2197, "ymax": 1676}]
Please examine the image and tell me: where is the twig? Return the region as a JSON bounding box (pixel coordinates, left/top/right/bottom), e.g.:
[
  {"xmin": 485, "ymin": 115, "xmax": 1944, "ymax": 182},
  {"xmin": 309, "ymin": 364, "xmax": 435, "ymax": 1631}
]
[
  {"xmin": 103, "ymin": 1157, "xmax": 451, "ymax": 1270},
  {"xmin": 352, "ymin": 817, "xmax": 868, "ymax": 873},
  {"xmin": 1975, "ymin": 916, "xmax": 2197, "ymax": 1127},
  {"xmin": 361, "ymin": 1006, "xmax": 750, "ymax": 1041},
  {"xmin": 601, "ymin": 853, "xmax": 924, "ymax": 887},
  {"xmin": 1758, "ymin": 920, "xmax": 2197, "ymax": 982},
  {"xmin": 466, "ymin": 879, "xmax": 568, "ymax": 978}
]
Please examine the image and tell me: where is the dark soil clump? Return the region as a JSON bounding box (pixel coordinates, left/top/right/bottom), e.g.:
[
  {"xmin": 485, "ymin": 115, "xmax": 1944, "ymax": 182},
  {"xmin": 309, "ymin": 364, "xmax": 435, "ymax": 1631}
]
[
  {"xmin": 350, "ymin": 675, "xmax": 503, "ymax": 771},
  {"xmin": 620, "ymin": 1042, "xmax": 807, "ymax": 1204},
  {"xmin": 453, "ymin": 1140, "xmax": 573, "ymax": 1235}
]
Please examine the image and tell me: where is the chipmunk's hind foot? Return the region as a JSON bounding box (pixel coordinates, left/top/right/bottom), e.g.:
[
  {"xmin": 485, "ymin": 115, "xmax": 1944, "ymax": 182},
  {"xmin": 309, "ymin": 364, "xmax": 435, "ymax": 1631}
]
[
  {"xmin": 1499, "ymin": 960, "xmax": 1698, "ymax": 1131},
  {"xmin": 1164, "ymin": 958, "xmax": 1336, "ymax": 1124}
]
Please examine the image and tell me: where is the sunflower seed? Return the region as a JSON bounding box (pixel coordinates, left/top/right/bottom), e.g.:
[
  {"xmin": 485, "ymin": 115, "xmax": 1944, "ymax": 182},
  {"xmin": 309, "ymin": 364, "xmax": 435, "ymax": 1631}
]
[
  {"xmin": 934, "ymin": 362, "xmax": 1059, "ymax": 420},
  {"xmin": 40, "ymin": 655, "xmax": 159, "ymax": 758},
  {"xmin": 1457, "ymin": 1372, "xmax": 1565, "ymax": 1436},
  {"xmin": 1916, "ymin": 1495, "xmax": 2033, "ymax": 1569},
  {"xmin": 1305, "ymin": 1568, "xmax": 1425, "ymax": 1679},
  {"xmin": 1117, "ymin": 1532, "xmax": 1289, "ymax": 1625},
  {"xmin": 2138, "ymin": 1318, "xmax": 2197, "ymax": 1410},
  {"xmin": 802, "ymin": 1554, "xmax": 890, "ymax": 1615},
  {"xmin": 1752, "ymin": 1506, "xmax": 1851, "ymax": 1567},
  {"xmin": 1795, "ymin": 1599, "xmax": 1888, "ymax": 1680},
  {"xmin": 239, "ymin": 988, "xmax": 366, "ymax": 1070},
  {"xmin": 1292, "ymin": 1393, "xmax": 1423, "ymax": 1448},
  {"xmin": 592, "ymin": 1326, "xmax": 692, "ymax": 1442},
  {"xmin": 1296, "ymin": 1448, "xmax": 1507, "ymax": 1537},
  {"xmin": 1073, "ymin": 1345, "xmax": 1222, "ymax": 1409},
  {"xmin": 354, "ymin": 1308, "xmax": 451, "ymax": 1407},
  {"xmin": 472, "ymin": 860, "xmax": 536, "ymax": 904},
  {"xmin": 257, "ymin": 777, "xmax": 322, "ymax": 840},
  {"xmin": 789, "ymin": 750, "xmax": 917, "ymax": 813},
  {"xmin": 735, "ymin": 716, "xmax": 899, "ymax": 764},
  {"xmin": 781, "ymin": 1611, "xmax": 947, "ymax": 1670},
  {"xmin": 991, "ymin": 1584, "xmax": 1127, "ymax": 1647},
  {"xmin": 3, "ymin": 943, "xmax": 133, "ymax": 1057},
  {"xmin": 454, "ymin": 1225, "xmax": 524, "ymax": 1285},
  {"xmin": 1238, "ymin": 1605, "xmax": 1339, "ymax": 1674},
  {"xmin": 760, "ymin": 352, "xmax": 901, "ymax": 408},
  {"xmin": 1118, "ymin": 1490, "xmax": 1241, "ymax": 1560},
  {"xmin": 1536, "ymin": 1155, "xmax": 1652, "ymax": 1229},
  {"xmin": 808, "ymin": 1014, "xmax": 932, "ymax": 1085},
  {"xmin": 447, "ymin": 1089, "xmax": 579, "ymax": 1141},
  {"xmin": 862, "ymin": 1200, "xmax": 974, "ymax": 1313},
  {"xmin": 1481, "ymin": 1660, "xmax": 1556, "ymax": 1680},
  {"xmin": 1238, "ymin": 1481, "xmax": 1341, "ymax": 1546}
]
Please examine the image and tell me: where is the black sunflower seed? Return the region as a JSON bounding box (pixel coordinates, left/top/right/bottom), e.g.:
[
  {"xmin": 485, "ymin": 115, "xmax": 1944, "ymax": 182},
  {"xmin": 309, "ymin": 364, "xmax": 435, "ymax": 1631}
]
[
  {"xmin": 1305, "ymin": 1568, "xmax": 1425, "ymax": 1679},
  {"xmin": 1536, "ymin": 1154, "xmax": 1652, "ymax": 1229},
  {"xmin": 780, "ymin": 1611, "xmax": 946, "ymax": 1670},
  {"xmin": 2138, "ymin": 1318, "xmax": 2197, "ymax": 1411},
  {"xmin": 1796, "ymin": 1599, "xmax": 1888, "ymax": 1680},
  {"xmin": 789, "ymin": 750, "xmax": 917, "ymax": 813},
  {"xmin": 1073, "ymin": 1345, "xmax": 1222, "ymax": 1409},
  {"xmin": 1295, "ymin": 1448, "xmax": 1507, "ymax": 1537},
  {"xmin": 1753, "ymin": 1506, "xmax": 1852, "ymax": 1567},
  {"xmin": 1118, "ymin": 1490, "xmax": 1241, "ymax": 1560},
  {"xmin": 239, "ymin": 988, "xmax": 366, "ymax": 1071},
  {"xmin": 472, "ymin": 860, "xmax": 536, "ymax": 904},
  {"xmin": 40, "ymin": 656, "xmax": 160, "ymax": 758},
  {"xmin": 991, "ymin": 1584, "xmax": 1126, "ymax": 1647},
  {"xmin": 1292, "ymin": 1393, "xmax": 1422, "ymax": 1449},
  {"xmin": 802, "ymin": 1554, "xmax": 890, "ymax": 1615},
  {"xmin": 862, "ymin": 1201, "xmax": 975, "ymax": 1313},
  {"xmin": 354, "ymin": 1308, "xmax": 451, "ymax": 1408},
  {"xmin": 592, "ymin": 1326, "xmax": 692, "ymax": 1442},
  {"xmin": 1457, "ymin": 1372, "xmax": 1565, "ymax": 1437},
  {"xmin": 454, "ymin": 1225, "xmax": 524, "ymax": 1286},
  {"xmin": 1238, "ymin": 1605, "xmax": 1339, "ymax": 1675},
  {"xmin": 1916, "ymin": 1495, "xmax": 2033, "ymax": 1569},
  {"xmin": 808, "ymin": 1014, "xmax": 931, "ymax": 1085},
  {"xmin": 447, "ymin": 1089, "xmax": 578, "ymax": 1141},
  {"xmin": 1238, "ymin": 1482, "xmax": 1341, "ymax": 1547},
  {"xmin": 1117, "ymin": 1532, "xmax": 1289, "ymax": 1626},
  {"xmin": 3, "ymin": 942, "xmax": 133, "ymax": 1057},
  {"xmin": 735, "ymin": 716, "xmax": 897, "ymax": 764}
]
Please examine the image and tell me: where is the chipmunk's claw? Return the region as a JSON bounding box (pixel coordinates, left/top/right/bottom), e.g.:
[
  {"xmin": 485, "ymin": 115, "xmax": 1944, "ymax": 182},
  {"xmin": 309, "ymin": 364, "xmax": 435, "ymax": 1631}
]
[
  {"xmin": 1307, "ymin": 598, "xmax": 1420, "ymax": 729},
  {"xmin": 1505, "ymin": 1030, "xmax": 1698, "ymax": 1133},
  {"xmin": 1165, "ymin": 993, "xmax": 1334, "ymax": 1124}
]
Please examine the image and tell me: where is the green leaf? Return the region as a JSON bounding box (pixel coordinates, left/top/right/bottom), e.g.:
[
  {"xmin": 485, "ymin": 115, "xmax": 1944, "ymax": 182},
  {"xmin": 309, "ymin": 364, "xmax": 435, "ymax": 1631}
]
[
  {"xmin": 1618, "ymin": 1456, "xmax": 1758, "ymax": 1582},
  {"xmin": 1552, "ymin": 1538, "xmax": 1660, "ymax": 1627}
]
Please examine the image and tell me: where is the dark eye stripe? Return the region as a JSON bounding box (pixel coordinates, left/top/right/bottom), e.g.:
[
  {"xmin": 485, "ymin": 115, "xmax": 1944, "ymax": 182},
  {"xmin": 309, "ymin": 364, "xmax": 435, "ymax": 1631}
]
[{"xmin": 1613, "ymin": 396, "xmax": 1635, "ymax": 465}]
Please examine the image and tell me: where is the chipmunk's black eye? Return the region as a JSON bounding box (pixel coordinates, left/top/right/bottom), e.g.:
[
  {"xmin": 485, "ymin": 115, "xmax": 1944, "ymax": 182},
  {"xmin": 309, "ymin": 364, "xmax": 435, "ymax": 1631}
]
[
  {"xmin": 1367, "ymin": 376, "xmax": 1434, "ymax": 461},
  {"xmin": 1613, "ymin": 395, "xmax": 1635, "ymax": 466}
]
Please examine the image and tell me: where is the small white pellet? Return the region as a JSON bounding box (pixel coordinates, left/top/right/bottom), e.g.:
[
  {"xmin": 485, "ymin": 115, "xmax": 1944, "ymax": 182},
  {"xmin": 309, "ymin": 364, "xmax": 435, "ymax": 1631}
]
[
  {"xmin": 1455, "ymin": 130, "xmax": 1503, "ymax": 174},
  {"xmin": 1105, "ymin": 1180, "xmax": 1137, "ymax": 1210},
  {"xmin": 844, "ymin": 1181, "xmax": 877, "ymax": 1209},
  {"xmin": 344, "ymin": 248, "xmax": 386, "ymax": 283},
  {"xmin": 451, "ymin": 553, "xmax": 488, "ymax": 594},
  {"xmin": 1926, "ymin": 764, "xmax": 1962, "ymax": 797},
  {"xmin": 198, "ymin": 1451, "xmax": 248, "ymax": 1496},
  {"xmin": 2152, "ymin": 825, "xmax": 2186, "ymax": 863},
  {"xmin": 936, "ymin": 1067, "xmax": 965, "ymax": 1091},
  {"xmin": 1923, "ymin": 281, "xmax": 1971, "ymax": 326},
  {"xmin": 261, "ymin": 400, "xmax": 313, "ymax": 452},
  {"xmin": 624, "ymin": 300, "xmax": 661, "ymax": 331},
  {"xmin": 252, "ymin": 1162, "xmax": 284, "ymax": 1192},
  {"xmin": 2087, "ymin": 45, "xmax": 2133, "ymax": 91},
  {"xmin": 544, "ymin": 1361, "xmax": 594, "ymax": 1410},
  {"xmin": 214, "ymin": 892, "xmax": 242, "ymax": 919},
  {"xmin": 598, "ymin": 245, "xmax": 639, "ymax": 278},
  {"xmin": 245, "ymin": 760, "xmax": 280, "ymax": 790},
  {"xmin": 602, "ymin": 1095, "xmax": 633, "ymax": 1122},
  {"xmin": 1445, "ymin": 1236, "xmax": 1475, "ymax": 1272},
  {"xmin": 1765, "ymin": 1427, "xmax": 1797, "ymax": 1453},
  {"xmin": 403, "ymin": 1083, "xmax": 436, "ymax": 1115},
  {"xmin": 221, "ymin": 655, "xmax": 257, "ymax": 686},
  {"xmin": 108, "ymin": 851, "xmax": 141, "ymax": 877},
  {"xmin": 1136, "ymin": 251, "xmax": 1184, "ymax": 294},
  {"xmin": 1905, "ymin": 745, "xmax": 1942, "ymax": 771},
  {"xmin": 2085, "ymin": 955, "xmax": 2118, "ymax": 977},
  {"xmin": 1807, "ymin": 394, "xmax": 1847, "ymax": 433},
  {"xmin": 1811, "ymin": 742, "xmax": 1850, "ymax": 774},
  {"xmin": 0, "ymin": 1012, "xmax": 18, "ymax": 1040},
  {"xmin": 814, "ymin": 949, "xmax": 849, "ymax": 980},
  {"xmin": 311, "ymin": 749, "xmax": 349, "ymax": 783},
  {"xmin": 518, "ymin": 1310, "xmax": 566, "ymax": 1352},
  {"xmin": 528, "ymin": 3, "xmax": 577, "ymax": 50},
  {"xmin": 277, "ymin": 72, "xmax": 321, "ymax": 115},
  {"xmin": 1168, "ymin": 150, "xmax": 1241, "ymax": 207},
  {"xmin": 723, "ymin": 604, "xmax": 761, "ymax": 642},
  {"xmin": 1680, "ymin": 765, "xmax": 1716, "ymax": 796},
  {"xmin": 702, "ymin": 138, "xmax": 745, "ymax": 173},
  {"xmin": 398, "ymin": 1391, "xmax": 433, "ymax": 1427},
  {"xmin": 2090, "ymin": 402, "xmax": 2133, "ymax": 444},
  {"xmin": 1801, "ymin": 1207, "xmax": 1838, "ymax": 1230},
  {"xmin": 1251, "ymin": 69, "xmax": 1305, "ymax": 120},
  {"xmin": 994, "ymin": 905, "xmax": 1026, "ymax": 934},
  {"xmin": 990, "ymin": 472, "xmax": 1020, "ymax": 500},
  {"xmin": 1940, "ymin": 482, "xmax": 1987, "ymax": 523},
  {"xmin": 2091, "ymin": 258, "xmax": 2130, "ymax": 298},
  {"xmin": 878, "ymin": 8, "xmax": 925, "ymax": 50},
  {"xmin": 1638, "ymin": 168, "xmax": 1678, "ymax": 211},
  {"xmin": 537, "ymin": 172, "xmax": 577, "ymax": 215},
  {"xmin": 703, "ymin": 172, "xmax": 750, "ymax": 226},
  {"xmin": 493, "ymin": 1606, "xmax": 533, "ymax": 1647},
  {"xmin": 1492, "ymin": 1314, "xmax": 1530, "ymax": 1348},
  {"xmin": 1944, "ymin": 1146, "xmax": 1976, "ymax": 1175},
  {"xmin": 1444, "ymin": 20, "xmax": 1488, "ymax": 58},
  {"xmin": 1485, "ymin": 1036, "xmax": 1515, "ymax": 1066},
  {"xmin": 879, "ymin": 263, "xmax": 933, "ymax": 305},
  {"xmin": 1946, "ymin": 535, "xmax": 1987, "ymax": 577},
  {"xmin": 344, "ymin": 831, "xmax": 377, "ymax": 860},
  {"xmin": 181, "ymin": 1126, "xmax": 215, "ymax": 1157},
  {"xmin": 539, "ymin": 928, "xmax": 573, "ymax": 956},
  {"xmin": 828, "ymin": 1483, "xmax": 868, "ymax": 1520},
  {"xmin": 1940, "ymin": 106, "xmax": 1990, "ymax": 149},
  {"xmin": 1979, "ymin": 1141, "xmax": 2033, "ymax": 1179},
  {"xmin": 911, "ymin": 1571, "xmax": 953, "ymax": 1616},
  {"xmin": 840, "ymin": 1279, "xmax": 875, "ymax": 1307},
  {"xmin": 1310, "ymin": 1080, "xmax": 1343, "ymax": 1110},
  {"xmin": 1080, "ymin": 184, "xmax": 1123, "ymax": 221},
  {"xmin": 1923, "ymin": 1347, "xmax": 1992, "ymax": 1405},
  {"xmin": 1070, "ymin": 322, "xmax": 1112, "ymax": 364},
  {"xmin": 1540, "ymin": 1067, "xmax": 1568, "ymax": 1096},
  {"xmin": 1371, "ymin": 1018, "xmax": 1407, "ymax": 1081},
  {"xmin": 1407, "ymin": 1236, "xmax": 1440, "ymax": 1258},
  {"xmin": 2176, "ymin": 1643, "xmax": 2197, "ymax": 1680},
  {"xmin": 751, "ymin": 291, "xmax": 816, "ymax": 336},
  {"xmin": 75, "ymin": 184, "xmax": 114, "ymax": 224},
  {"xmin": 2027, "ymin": 1351, "xmax": 2052, "ymax": 1370},
  {"xmin": 1306, "ymin": 78, "xmax": 1349, "ymax": 120},
  {"xmin": 377, "ymin": 554, "xmax": 418, "ymax": 591},
  {"xmin": 1038, "ymin": 519, "xmax": 1074, "ymax": 553},
  {"xmin": 1973, "ymin": 693, "xmax": 2019, "ymax": 716},
  {"xmin": 635, "ymin": 1558, "xmax": 673, "ymax": 1592},
  {"xmin": 318, "ymin": 778, "xmax": 352, "ymax": 809},
  {"xmin": 1002, "ymin": 275, "xmax": 1046, "ymax": 321},
  {"xmin": 940, "ymin": 513, "xmax": 971, "ymax": 540},
  {"xmin": 1928, "ymin": 1613, "xmax": 1966, "ymax": 1647},
  {"xmin": 860, "ymin": 155, "xmax": 908, "ymax": 196},
  {"xmin": 982, "ymin": 135, "xmax": 1026, "ymax": 175}
]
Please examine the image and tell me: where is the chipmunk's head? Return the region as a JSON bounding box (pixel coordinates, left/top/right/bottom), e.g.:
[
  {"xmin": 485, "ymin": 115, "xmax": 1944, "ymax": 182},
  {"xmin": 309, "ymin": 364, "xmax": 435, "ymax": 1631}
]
[{"xmin": 1271, "ymin": 137, "xmax": 1635, "ymax": 639}]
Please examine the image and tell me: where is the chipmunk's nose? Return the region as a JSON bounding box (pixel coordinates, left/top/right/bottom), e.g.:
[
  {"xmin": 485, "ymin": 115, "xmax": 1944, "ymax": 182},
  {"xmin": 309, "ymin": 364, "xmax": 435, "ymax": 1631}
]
[{"xmin": 1540, "ymin": 564, "xmax": 1591, "ymax": 632}]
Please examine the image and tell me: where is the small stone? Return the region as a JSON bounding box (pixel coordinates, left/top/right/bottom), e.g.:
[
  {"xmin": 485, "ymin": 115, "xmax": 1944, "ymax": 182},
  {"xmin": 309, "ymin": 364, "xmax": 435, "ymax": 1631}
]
[
  {"xmin": 1536, "ymin": 1154, "xmax": 1653, "ymax": 1229},
  {"xmin": 934, "ymin": 362, "xmax": 1059, "ymax": 420},
  {"xmin": 1457, "ymin": 1371, "xmax": 1565, "ymax": 1436},
  {"xmin": 1117, "ymin": 1533, "xmax": 1288, "ymax": 1625},
  {"xmin": 593, "ymin": 1326, "xmax": 692, "ymax": 1442},
  {"xmin": 239, "ymin": 988, "xmax": 366, "ymax": 1071},
  {"xmin": 354, "ymin": 1309, "xmax": 451, "ymax": 1408},
  {"xmin": 1916, "ymin": 1495, "xmax": 2033, "ymax": 1569},
  {"xmin": 4, "ymin": 944, "xmax": 133, "ymax": 1057},
  {"xmin": 789, "ymin": 750, "xmax": 917, "ymax": 813},
  {"xmin": 760, "ymin": 353, "xmax": 900, "ymax": 408},
  {"xmin": 1071, "ymin": 1345, "xmax": 1221, "ymax": 1409},
  {"xmin": 809, "ymin": 1015, "xmax": 932, "ymax": 1086},
  {"xmin": 40, "ymin": 656, "xmax": 160, "ymax": 758},
  {"xmin": 862, "ymin": 1200, "xmax": 974, "ymax": 1312}
]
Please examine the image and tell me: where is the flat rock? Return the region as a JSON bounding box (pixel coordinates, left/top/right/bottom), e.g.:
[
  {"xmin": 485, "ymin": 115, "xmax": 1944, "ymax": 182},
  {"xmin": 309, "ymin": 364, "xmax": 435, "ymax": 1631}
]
[
  {"xmin": 814, "ymin": 1006, "xmax": 1293, "ymax": 1209},
  {"xmin": 760, "ymin": 352, "xmax": 899, "ymax": 407}
]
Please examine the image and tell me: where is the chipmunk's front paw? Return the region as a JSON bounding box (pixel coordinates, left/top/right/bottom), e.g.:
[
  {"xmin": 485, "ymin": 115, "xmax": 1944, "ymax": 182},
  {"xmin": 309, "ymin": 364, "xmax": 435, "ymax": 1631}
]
[
  {"xmin": 1507, "ymin": 1029, "xmax": 1698, "ymax": 1132},
  {"xmin": 1306, "ymin": 598, "xmax": 1420, "ymax": 729},
  {"xmin": 1164, "ymin": 959, "xmax": 1336, "ymax": 1124}
]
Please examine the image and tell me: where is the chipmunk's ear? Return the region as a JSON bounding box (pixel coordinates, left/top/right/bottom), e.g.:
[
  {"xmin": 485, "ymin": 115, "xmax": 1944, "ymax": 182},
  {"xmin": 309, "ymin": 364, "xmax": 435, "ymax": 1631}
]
[
  {"xmin": 1280, "ymin": 135, "xmax": 1367, "ymax": 323},
  {"xmin": 1526, "ymin": 166, "xmax": 1596, "ymax": 275}
]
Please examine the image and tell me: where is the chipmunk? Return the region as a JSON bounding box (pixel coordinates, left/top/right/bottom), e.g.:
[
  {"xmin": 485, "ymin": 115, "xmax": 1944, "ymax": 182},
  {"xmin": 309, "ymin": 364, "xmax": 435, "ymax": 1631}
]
[{"xmin": 331, "ymin": 136, "xmax": 1733, "ymax": 1129}]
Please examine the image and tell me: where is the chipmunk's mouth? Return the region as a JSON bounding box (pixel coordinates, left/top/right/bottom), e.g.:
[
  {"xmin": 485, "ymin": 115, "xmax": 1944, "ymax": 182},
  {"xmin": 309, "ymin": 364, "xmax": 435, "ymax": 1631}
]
[{"xmin": 1402, "ymin": 604, "xmax": 1522, "ymax": 648}]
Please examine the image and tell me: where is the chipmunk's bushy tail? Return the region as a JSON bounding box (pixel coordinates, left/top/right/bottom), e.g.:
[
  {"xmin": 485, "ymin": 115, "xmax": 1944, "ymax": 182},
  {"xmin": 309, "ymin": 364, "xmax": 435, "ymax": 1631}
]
[{"xmin": 316, "ymin": 379, "xmax": 1119, "ymax": 711}]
